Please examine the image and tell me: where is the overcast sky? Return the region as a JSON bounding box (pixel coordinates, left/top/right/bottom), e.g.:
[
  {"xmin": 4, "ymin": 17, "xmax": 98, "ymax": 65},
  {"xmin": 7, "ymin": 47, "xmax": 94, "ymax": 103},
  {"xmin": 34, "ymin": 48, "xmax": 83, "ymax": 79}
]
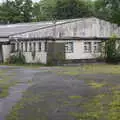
[
  {"xmin": 0, "ymin": 0, "xmax": 40, "ymax": 3},
  {"xmin": 0, "ymin": 0, "xmax": 95, "ymax": 3}
]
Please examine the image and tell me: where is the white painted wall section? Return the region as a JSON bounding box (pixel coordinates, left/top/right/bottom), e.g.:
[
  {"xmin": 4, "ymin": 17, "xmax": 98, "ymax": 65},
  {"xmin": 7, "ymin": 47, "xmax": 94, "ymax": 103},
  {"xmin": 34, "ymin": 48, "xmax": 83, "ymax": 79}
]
[{"xmin": 2, "ymin": 45, "xmax": 11, "ymax": 62}]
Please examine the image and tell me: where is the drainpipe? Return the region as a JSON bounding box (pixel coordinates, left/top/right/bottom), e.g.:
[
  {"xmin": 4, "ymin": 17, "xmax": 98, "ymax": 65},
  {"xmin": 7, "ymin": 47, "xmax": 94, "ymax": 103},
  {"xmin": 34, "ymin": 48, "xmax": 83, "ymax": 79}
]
[{"xmin": 52, "ymin": 19, "xmax": 57, "ymax": 65}]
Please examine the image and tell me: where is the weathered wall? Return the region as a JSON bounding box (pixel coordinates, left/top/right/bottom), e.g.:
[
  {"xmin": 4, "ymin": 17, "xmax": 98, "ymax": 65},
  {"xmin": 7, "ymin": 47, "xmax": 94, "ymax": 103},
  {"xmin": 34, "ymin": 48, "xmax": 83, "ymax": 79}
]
[
  {"xmin": 12, "ymin": 17, "xmax": 120, "ymax": 38},
  {"xmin": 2, "ymin": 45, "xmax": 11, "ymax": 62},
  {"xmin": 65, "ymin": 40, "xmax": 101, "ymax": 60},
  {"xmin": 13, "ymin": 41, "xmax": 47, "ymax": 64}
]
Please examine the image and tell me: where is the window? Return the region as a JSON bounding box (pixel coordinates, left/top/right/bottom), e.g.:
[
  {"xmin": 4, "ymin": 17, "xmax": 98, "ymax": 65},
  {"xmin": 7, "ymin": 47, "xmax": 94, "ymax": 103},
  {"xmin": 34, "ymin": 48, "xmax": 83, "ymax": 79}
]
[
  {"xmin": 38, "ymin": 42, "xmax": 41, "ymax": 52},
  {"xmin": 65, "ymin": 42, "xmax": 73, "ymax": 53},
  {"xmin": 33, "ymin": 42, "xmax": 36, "ymax": 52},
  {"xmin": 25, "ymin": 42, "xmax": 27, "ymax": 52},
  {"xmin": 29, "ymin": 42, "xmax": 32, "ymax": 52},
  {"xmin": 11, "ymin": 43, "xmax": 16, "ymax": 53},
  {"xmin": 44, "ymin": 42, "xmax": 47, "ymax": 52},
  {"xmin": 93, "ymin": 42, "xmax": 101, "ymax": 53},
  {"xmin": 21, "ymin": 42, "xmax": 24, "ymax": 52},
  {"xmin": 84, "ymin": 42, "xmax": 91, "ymax": 53},
  {"xmin": 16, "ymin": 42, "xmax": 19, "ymax": 51},
  {"xmin": 59, "ymin": 32, "xmax": 64, "ymax": 38}
]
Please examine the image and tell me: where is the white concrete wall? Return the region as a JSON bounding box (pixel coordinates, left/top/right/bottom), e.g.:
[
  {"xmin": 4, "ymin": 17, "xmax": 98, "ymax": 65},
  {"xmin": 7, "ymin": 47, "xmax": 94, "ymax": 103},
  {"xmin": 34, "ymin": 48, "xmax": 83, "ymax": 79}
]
[
  {"xmin": 2, "ymin": 45, "xmax": 11, "ymax": 62},
  {"xmin": 54, "ymin": 40, "xmax": 101, "ymax": 60},
  {"xmin": 23, "ymin": 52, "xmax": 47, "ymax": 64},
  {"xmin": 13, "ymin": 41, "xmax": 47, "ymax": 64},
  {"xmin": 65, "ymin": 40, "xmax": 101, "ymax": 60}
]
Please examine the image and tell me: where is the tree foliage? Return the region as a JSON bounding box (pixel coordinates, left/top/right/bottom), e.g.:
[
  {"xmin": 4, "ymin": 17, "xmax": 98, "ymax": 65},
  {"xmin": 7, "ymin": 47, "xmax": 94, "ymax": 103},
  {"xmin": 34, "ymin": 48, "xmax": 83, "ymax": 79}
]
[
  {"xmin": 53, "ymin": 0, "xmax": 92, "ymax": 20},
  {"xmin": 94, "ymin": 0, "xmax": 120, "ymax": 25},
  {"xmin": 0, "ymin": 0, "xmax": 33, "ymax": 24},
  {"xmin": 105, "ymin": 36, "xmax": 120, "ymax": 64},
  {"xmin": 0, "ymin": 0, "xmax": 120, "ymax": 25}
]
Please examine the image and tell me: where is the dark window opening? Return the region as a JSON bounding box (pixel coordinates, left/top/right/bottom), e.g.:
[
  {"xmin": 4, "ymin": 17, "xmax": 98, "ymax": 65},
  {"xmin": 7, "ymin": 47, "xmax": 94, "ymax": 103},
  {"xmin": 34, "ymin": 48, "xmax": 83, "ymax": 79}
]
[
  {"xmin": 38, "ymin": 42, "xmax": 41, "ymax": 52},
  {"xmin": 33, "ymin": 42, "xmax": 36, "ymax": 52},
  {"xmin": 25, "ymin": 42, "xmax": 27, "ymax": 52},
  {"xmin": 29, "ymin": 42, "xmax": 32, "ymax": 52},
  {"xmin": 11, "ymin": 43, "xmax": 16, "ymax": 53},
  {"xmin": 44, "ymin": 42, "xmax": 47, "ymax": 52}
]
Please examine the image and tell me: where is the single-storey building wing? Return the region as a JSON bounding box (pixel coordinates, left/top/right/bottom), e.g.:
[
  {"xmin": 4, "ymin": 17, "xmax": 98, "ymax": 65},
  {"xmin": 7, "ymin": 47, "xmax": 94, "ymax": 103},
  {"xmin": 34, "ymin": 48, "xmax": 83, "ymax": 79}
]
[{"xmin": 0, "ymin": 17, "xmax": 120, "ymax": 64}]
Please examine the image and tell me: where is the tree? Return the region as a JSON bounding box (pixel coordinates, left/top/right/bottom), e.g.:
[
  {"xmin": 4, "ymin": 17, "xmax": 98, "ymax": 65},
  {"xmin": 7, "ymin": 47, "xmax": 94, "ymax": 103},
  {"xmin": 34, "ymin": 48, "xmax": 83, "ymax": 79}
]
[
  {"xmin": 23, "ymin": 0, "xmax": 33, "ymax": 22},
  {"xmin": 0, "ymin": 0, "xmax": 33, "ymax": 23},
  {"xmin": 93, "ymin": 0, "xmax": 120, "ymax": 25},
  {"xmin": 105, "ymin": 35, "xmax": 120, "ymax": 64},
  {"xmin": 53, "ymin": 0, "xmax": 92, "ymax": 20}
]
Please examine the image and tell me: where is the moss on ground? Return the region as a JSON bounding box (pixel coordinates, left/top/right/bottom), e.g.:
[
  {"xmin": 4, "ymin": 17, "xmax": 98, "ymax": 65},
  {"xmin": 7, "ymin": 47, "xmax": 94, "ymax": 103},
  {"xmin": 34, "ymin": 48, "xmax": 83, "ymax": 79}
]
[
  {"xmin": 56, "ymin": 64, "xmax": 120, "ymax": 75},
  {"xmin": 88, "ymin": 81, "xmax": 106, "ymax": 89},
  {"xmin": 69, "ymin": 95, "xmax": 82, "ymax": 99},
  {"xmin": 69, "ymin": 85, "xmax": 120, "ymax": 120}
]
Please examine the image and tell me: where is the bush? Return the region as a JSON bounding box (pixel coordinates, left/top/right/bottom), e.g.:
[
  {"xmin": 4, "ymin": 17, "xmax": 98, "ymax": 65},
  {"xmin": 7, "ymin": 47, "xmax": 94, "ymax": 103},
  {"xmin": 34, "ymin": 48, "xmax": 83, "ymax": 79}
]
[
  {"xmin": 104, "ymin": 35, "xmax": 120, "ymax": 64},
  {"xmin": 6, "ymin": 52, "xmax": 26, "ymax": 64}
]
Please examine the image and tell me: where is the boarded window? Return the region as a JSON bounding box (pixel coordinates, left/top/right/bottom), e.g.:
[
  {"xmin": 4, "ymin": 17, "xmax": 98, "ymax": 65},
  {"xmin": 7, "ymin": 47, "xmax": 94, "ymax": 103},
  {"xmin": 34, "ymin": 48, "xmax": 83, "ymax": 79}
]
[
  {"xmin": 65, "ymin": 42, "xmax": 73, "ymax": 53},
  {"xmin": 84, "ymin": 42, "xmax": 91, "ymax": 53}
]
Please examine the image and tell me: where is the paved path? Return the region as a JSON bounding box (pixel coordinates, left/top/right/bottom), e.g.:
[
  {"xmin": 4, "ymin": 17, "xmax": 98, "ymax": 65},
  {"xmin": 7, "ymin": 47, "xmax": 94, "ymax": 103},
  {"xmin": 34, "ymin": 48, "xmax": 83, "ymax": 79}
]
[
  {"xmin": 0, "ymin": 66, "xmax": 50, "ymax": 120},
  {"xmin": 0, "ymin": 66, "xmax": 94, "ymax": 120}
]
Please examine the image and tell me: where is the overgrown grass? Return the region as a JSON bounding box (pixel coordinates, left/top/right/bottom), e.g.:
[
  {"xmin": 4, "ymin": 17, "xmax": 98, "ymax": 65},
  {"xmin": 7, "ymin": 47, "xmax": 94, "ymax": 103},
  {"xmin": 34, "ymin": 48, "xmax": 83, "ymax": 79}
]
[
  {"xmin": 57, "ymin": 64, "xmax": 120, "ymax": 75},
  {"xmin": 0, "ymin": 70, "xmax": 19, "ymax": 98},
  {"xmin": 69, "ymin": 95, "xmax": 82, "ymax": 99},
  {"xmin": 0, "ymin": 63, "xmax": 45, "ymax": 68},
  {"xmin": 88, "ymin": 81, "xmax": 106, "ymax": 89},
  {"xmin": 69, "ymin": 82, "xmax": 120, "ymax": 120}
]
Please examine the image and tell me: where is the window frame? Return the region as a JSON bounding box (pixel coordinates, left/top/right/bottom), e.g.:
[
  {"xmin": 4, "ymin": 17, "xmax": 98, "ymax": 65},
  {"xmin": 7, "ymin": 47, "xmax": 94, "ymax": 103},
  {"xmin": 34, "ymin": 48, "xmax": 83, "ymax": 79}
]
[
  {"xmin": 11, "ymin": 43, "xmax": 16, "ymax": 53},
  {"xmin": 65, "ymin": 41, "xmax": 74, "ymax": 53},
  {"xmin": 29, "ymin": 42, "xmax": 32, "ymax": 52},
  {"xmin": 84, "ymin": 41, "xmax": 92, "ymax": 53},
  {"xmin": 38, "ymin": 42, "xmax": 41, "ymax": 52},
  {"xmin": 93, "ymin": 42, "xmax": 101, "ymax": 53},
  {"xmin": 21, "ymin": 42, "xmax": 24, "ymax": 52},
  {"xmin": 33, "ymin": 42, "xmax": 36, "ymax": 52},
  {"xmin": 25, "ymin": 41, "xmax": 28, "ymax": 52},
  {"xmin": 44, "ymin": 42, "xmax": 48, "ymax": 52}
]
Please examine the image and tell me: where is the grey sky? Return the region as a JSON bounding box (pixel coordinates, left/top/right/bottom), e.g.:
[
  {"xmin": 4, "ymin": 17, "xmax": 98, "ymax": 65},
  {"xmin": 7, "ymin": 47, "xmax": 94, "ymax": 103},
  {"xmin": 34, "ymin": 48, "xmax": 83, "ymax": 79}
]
[
  {"xmin": 0, "ymin": 0, "xmax": 40, "ymax": 3},
  {"xmin": 0, "ymin": 0, "xmax": 95, "ymax": 3}
]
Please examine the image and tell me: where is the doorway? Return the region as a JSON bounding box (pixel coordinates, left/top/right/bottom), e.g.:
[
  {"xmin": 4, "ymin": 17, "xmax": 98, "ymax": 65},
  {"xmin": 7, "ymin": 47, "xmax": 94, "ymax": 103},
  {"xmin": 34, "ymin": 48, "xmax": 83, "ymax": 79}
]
[{"xmin": 47, "ymin": 42, "xmax": 65, "ymax": 65}]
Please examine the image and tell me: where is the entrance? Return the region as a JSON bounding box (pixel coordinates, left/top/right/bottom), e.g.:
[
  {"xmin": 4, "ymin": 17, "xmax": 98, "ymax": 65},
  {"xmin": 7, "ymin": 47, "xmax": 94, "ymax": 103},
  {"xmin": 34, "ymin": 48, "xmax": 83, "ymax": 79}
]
[{"xmin": 47, "ymin": 42, "xmax": 65, "ymax": 65}]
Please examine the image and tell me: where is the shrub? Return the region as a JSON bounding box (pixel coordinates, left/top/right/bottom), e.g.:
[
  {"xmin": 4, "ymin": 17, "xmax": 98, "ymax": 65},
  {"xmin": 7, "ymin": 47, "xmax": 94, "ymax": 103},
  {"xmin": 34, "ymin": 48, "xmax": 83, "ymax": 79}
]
[
  {"xmin": 104, "ymin": 35, "xmax": 120, "ymax": 64},
  {"xmin": 6, "ymin": 52, "xmax": 26, "ymax": 64}
]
